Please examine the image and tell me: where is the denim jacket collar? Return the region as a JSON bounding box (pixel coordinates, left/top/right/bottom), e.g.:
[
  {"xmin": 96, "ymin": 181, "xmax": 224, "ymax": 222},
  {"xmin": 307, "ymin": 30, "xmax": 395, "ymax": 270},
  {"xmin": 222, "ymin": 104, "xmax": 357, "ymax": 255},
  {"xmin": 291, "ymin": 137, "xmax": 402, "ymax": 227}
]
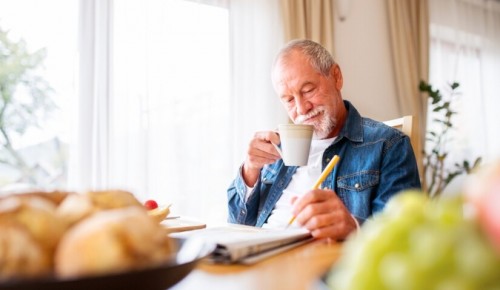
[{"xmin": 338, "ymin": 100, "xmax": 363, "ymax": 144}]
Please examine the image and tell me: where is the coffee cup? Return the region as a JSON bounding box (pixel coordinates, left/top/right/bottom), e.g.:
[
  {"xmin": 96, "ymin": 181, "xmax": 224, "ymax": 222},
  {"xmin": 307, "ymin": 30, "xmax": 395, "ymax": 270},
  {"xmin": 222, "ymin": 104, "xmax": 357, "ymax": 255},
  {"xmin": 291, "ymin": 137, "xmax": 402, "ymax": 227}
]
[{"xmin": 272, "ymin": 124, "xmax": 314, "ymax": 166}]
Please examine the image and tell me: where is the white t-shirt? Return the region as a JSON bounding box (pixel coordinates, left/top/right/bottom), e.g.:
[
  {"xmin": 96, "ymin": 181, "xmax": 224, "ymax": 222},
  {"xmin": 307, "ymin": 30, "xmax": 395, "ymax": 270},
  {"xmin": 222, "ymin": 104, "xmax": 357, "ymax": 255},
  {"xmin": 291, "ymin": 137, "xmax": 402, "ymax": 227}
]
[{"xmin": 263, "ymin": 137, "xmax": 336, "ymax": 229}]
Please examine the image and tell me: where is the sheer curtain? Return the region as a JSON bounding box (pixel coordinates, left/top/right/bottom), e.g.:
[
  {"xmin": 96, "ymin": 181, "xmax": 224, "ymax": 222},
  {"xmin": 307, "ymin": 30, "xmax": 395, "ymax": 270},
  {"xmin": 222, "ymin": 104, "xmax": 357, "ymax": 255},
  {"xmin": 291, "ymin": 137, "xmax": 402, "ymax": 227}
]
[
  {"xmin": 68, "ymin": 0, "xmax": 112, "ymax": 190},
  {"xmin": 429, "ymin": 0, "xmax": 500, "ymax": 192},
  {"xmin": 111, "ymin": 0, "xmax": 233, "ymax": 223},
  {"xmin": 71, "ymin": 0, "xmax": 285, "ymax": 223},
  {"xmin": 228, "ymin": 0, "xmax": 288, "ymax": 165}
]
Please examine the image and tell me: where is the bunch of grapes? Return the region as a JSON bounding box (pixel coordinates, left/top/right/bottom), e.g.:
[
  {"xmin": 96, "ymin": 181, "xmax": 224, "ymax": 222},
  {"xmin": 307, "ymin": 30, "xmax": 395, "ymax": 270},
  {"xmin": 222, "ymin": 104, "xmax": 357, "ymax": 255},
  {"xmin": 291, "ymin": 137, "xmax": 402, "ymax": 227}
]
[{"xmin": 327, "ymin": 191, "xmax": 500, "ymax": 290}]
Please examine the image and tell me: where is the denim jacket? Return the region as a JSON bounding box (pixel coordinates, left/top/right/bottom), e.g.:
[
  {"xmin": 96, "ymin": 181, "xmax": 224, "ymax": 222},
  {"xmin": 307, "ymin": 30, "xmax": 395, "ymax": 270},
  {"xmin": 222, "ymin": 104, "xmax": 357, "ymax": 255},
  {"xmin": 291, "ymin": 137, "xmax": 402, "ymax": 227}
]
[{"xmin": 227, "ymin": 101, "xmax": 421, "ymax": 227}]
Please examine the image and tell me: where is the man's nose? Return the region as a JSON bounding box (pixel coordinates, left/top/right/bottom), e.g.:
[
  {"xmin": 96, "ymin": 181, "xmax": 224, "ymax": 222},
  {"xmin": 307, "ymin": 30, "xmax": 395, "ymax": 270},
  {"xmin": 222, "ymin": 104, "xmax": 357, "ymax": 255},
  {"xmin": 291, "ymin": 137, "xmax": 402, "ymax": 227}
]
[{"xmin": 295, "ymin": 97, "xmax": 311, "ymax": 116}]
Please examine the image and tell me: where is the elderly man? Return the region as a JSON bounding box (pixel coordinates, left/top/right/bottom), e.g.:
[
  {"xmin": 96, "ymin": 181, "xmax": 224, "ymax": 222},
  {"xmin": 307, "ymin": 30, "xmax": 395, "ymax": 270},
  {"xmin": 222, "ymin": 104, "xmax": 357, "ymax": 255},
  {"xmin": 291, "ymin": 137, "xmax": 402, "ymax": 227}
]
[{"xmin": 227, "ymin": 39, "xmax": 420, "ymax": 240}]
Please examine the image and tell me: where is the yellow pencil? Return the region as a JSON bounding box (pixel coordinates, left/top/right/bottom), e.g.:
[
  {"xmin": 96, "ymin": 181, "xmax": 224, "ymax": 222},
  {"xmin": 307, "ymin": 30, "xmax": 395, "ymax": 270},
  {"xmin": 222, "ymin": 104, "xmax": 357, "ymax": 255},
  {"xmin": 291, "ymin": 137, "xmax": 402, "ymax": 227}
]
[{"xmin": 286, "ymin": 155, "xmax": 340, "ymax": 228}]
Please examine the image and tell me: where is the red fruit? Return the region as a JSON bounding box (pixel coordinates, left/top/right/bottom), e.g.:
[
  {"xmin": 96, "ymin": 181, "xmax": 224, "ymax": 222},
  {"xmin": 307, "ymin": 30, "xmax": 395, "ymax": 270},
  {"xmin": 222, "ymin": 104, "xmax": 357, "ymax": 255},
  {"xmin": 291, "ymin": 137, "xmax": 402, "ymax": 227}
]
[{"xmin": 144, "ymin": 199, "xmax": 158, "ymax": 210}]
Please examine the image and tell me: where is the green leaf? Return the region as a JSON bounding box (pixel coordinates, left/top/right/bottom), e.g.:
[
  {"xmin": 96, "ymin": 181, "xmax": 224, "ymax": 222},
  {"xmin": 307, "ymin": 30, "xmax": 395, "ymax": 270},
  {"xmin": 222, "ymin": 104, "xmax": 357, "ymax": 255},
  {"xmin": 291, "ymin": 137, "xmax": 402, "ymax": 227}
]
[
  {"xmin": 419, "ymin": 80, "xmax": 429, "ymax": 92},
  {"xmin": 445, "ymin": 171, "xmax": 462, "ymax": 184},
  {"xmin": 473, "ymin": 157, "xmax": 482, "ymax": 169}
]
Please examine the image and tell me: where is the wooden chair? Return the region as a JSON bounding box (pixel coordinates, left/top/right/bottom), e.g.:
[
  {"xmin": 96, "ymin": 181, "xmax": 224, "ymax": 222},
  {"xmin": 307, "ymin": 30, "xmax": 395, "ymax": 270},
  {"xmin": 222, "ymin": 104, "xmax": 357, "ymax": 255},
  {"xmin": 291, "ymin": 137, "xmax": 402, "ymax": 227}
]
[
  {"xmin": 383, "ymin": 115, "xmax": 422, "ymax": 179},
  {"xmin": 383, "ymin": 115, "xmax": 415, "ymax": 140}
]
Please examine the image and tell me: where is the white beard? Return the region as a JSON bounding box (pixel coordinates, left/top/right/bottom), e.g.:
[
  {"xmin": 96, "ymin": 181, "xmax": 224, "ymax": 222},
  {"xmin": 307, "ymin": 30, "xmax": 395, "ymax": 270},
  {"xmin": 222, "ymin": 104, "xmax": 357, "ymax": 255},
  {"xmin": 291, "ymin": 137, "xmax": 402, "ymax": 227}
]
[{"xmin": 295, "ymin": 106, "xmax": 336, "ymax": 139}]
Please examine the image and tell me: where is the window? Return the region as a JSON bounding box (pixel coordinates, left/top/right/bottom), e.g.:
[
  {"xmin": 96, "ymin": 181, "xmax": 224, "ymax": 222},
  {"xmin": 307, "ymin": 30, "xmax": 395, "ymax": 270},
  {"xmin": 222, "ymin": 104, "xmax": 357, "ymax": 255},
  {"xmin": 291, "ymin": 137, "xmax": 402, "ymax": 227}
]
[
  {"xmin": 428, "ymin": 0, "xmax": 500, "ymax": 192},
  {"xmin": 0, "ymin": 0, "xmax": 78, "ymax": 191},
  {"xmin": 111, "ymin": 0, "xmax": 231, "ymax": 222}
]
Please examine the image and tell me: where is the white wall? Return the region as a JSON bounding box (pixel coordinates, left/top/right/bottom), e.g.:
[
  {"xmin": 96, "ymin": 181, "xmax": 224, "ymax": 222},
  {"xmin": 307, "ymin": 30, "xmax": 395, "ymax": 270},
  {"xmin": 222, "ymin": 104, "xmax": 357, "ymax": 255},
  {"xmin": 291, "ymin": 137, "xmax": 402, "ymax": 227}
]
[{"xmin": 333, "ymin": 0, "xmax": 400, "ymax": 122}]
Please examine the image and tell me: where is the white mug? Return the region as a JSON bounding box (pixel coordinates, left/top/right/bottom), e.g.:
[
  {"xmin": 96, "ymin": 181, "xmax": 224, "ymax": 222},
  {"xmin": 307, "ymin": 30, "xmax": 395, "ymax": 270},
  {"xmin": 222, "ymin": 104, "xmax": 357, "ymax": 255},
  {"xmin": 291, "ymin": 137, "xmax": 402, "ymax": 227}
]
[{"xmin": 273, "ymin": 124, "xmax": 314, "ymax": 166}]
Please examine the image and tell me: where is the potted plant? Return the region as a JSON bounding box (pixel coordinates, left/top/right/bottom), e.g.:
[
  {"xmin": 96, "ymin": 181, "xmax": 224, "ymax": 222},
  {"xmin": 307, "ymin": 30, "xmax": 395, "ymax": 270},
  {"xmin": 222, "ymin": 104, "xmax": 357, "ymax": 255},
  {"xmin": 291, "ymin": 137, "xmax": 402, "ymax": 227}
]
[{"xmin": 419, "ymin": 80, "xmax": 482, "ymax": 197}]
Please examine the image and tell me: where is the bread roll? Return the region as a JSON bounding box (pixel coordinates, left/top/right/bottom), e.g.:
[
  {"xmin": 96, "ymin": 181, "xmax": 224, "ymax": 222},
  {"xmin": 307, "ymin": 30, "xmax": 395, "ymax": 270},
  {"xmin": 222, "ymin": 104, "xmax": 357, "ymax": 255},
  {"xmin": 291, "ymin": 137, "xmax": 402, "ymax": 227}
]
[
  {"xmin": 0, "ymin": 222, "xmax": 51, "ymax": 280},
  {"xmin": 0, "ymin": 196, "xmax": 65, "ymax": 279},
  {"xmin": 57, "ymin": 190, "xmax": 143, "ymax": 227},
  {"xmin": 55, "ymin": 207, "xmax": 176, "ymax": 278},
  {"xmin": 56, "ymin": 193, "xmax": 95, "ymax": 227},
  {"xmin": 86, "ymin": 190, "xmax": 143, "ymax": 210}
]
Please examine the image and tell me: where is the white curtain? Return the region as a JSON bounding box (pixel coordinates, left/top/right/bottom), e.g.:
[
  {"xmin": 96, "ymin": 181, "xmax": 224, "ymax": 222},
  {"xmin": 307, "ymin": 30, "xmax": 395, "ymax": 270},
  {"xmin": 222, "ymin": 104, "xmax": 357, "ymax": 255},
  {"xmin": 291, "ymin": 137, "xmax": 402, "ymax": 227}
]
[
  {"xmin": 71, "ymin": 0, "xmax": 286, "ymax": 224},
  {"xmin": 429, "ymin": 0, "xmax": 500, "ymax": 191},
  {"xmin": 228, "ymin": 0, "xmax": 288, "ymax": 165},
  {"xmin": 112, "ymin": 0, "xmax": 234, "ymax": 223},
  {"xmin": 68, "ymin": 0, "xmax": 112, "ymax": 191}
]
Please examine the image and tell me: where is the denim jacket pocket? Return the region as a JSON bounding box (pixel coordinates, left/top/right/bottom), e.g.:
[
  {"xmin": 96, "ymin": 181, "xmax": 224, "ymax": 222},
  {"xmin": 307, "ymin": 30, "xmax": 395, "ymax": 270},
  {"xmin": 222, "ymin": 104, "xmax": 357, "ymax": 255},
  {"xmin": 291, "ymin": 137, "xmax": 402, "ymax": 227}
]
[{"xmin": 336, "ymin": 171, "xmax": 380, "ymax": 218}]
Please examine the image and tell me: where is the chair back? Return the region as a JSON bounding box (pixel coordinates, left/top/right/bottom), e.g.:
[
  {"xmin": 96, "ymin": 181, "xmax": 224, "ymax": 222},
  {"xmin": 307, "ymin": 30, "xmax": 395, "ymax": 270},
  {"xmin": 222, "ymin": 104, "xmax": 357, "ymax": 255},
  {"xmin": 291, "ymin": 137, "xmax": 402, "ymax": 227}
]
[
  {"xmin": 383, "ymin": 115, "xmax": 422, "ymax": 178},
  {"xmin": 383, "ymin": 115, "xmax": 415, "ymax": 140}
]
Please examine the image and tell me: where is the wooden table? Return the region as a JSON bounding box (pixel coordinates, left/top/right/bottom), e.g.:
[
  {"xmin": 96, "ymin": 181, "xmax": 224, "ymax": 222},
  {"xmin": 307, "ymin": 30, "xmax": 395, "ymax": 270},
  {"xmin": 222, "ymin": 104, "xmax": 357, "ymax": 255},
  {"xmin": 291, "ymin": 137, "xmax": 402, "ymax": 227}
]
[{"xmin": 171, "ymin": 239, "xmax": 342, "ymax": 290}]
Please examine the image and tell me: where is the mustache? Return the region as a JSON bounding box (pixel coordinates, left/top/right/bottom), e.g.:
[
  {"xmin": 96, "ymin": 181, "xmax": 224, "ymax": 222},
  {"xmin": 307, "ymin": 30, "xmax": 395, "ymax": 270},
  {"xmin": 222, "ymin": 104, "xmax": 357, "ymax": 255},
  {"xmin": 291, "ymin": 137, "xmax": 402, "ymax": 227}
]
[{"xmin": 295, "ymin": 107, "xmax": 324, "ymax": 124}]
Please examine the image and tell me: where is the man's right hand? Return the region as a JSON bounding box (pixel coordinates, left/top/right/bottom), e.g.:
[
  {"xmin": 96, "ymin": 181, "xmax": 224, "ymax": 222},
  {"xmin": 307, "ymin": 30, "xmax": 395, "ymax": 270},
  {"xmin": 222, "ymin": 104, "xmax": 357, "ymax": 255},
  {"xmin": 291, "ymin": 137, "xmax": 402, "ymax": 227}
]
[{"xmin": 242, "ymin": 131, "xmax": 282, "ymax": 187}]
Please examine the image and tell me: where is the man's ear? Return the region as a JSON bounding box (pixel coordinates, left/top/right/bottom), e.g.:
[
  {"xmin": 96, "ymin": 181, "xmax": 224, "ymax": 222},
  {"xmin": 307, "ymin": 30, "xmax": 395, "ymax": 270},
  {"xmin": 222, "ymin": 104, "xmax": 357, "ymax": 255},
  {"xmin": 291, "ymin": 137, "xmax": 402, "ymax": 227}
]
[{"xmin": 330, "ymin": 64, "xmax": 343, "ymax": 90}]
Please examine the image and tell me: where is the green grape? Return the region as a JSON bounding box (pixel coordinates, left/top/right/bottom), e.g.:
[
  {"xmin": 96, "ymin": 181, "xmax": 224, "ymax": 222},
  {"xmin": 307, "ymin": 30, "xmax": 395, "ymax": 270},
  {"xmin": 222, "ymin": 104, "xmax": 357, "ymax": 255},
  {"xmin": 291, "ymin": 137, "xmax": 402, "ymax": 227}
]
[
  {"xmin": 384, "ymin": 190, "xmax": 427, "ymax": 219},
  {"xmin": 408, "ymin": 225, "xmax": 453, "ymax": 275},
  {"xmin": 435, "ymin": 277, "xmax": 473, "ymax": 290},
  {"xmin": 425, "ymin": 196, "xmax": 464, "ymax": 227},
  {"xmin": 379, "ymin": 253, "xmax": 423, "ymax": 290},
  {"xmin": 326, "ymin": 191, "xmax": 500, "ymax": 290},
  {"xmin": 454, "ymin": 224, "xmax": 499, "ymax": 285}
]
